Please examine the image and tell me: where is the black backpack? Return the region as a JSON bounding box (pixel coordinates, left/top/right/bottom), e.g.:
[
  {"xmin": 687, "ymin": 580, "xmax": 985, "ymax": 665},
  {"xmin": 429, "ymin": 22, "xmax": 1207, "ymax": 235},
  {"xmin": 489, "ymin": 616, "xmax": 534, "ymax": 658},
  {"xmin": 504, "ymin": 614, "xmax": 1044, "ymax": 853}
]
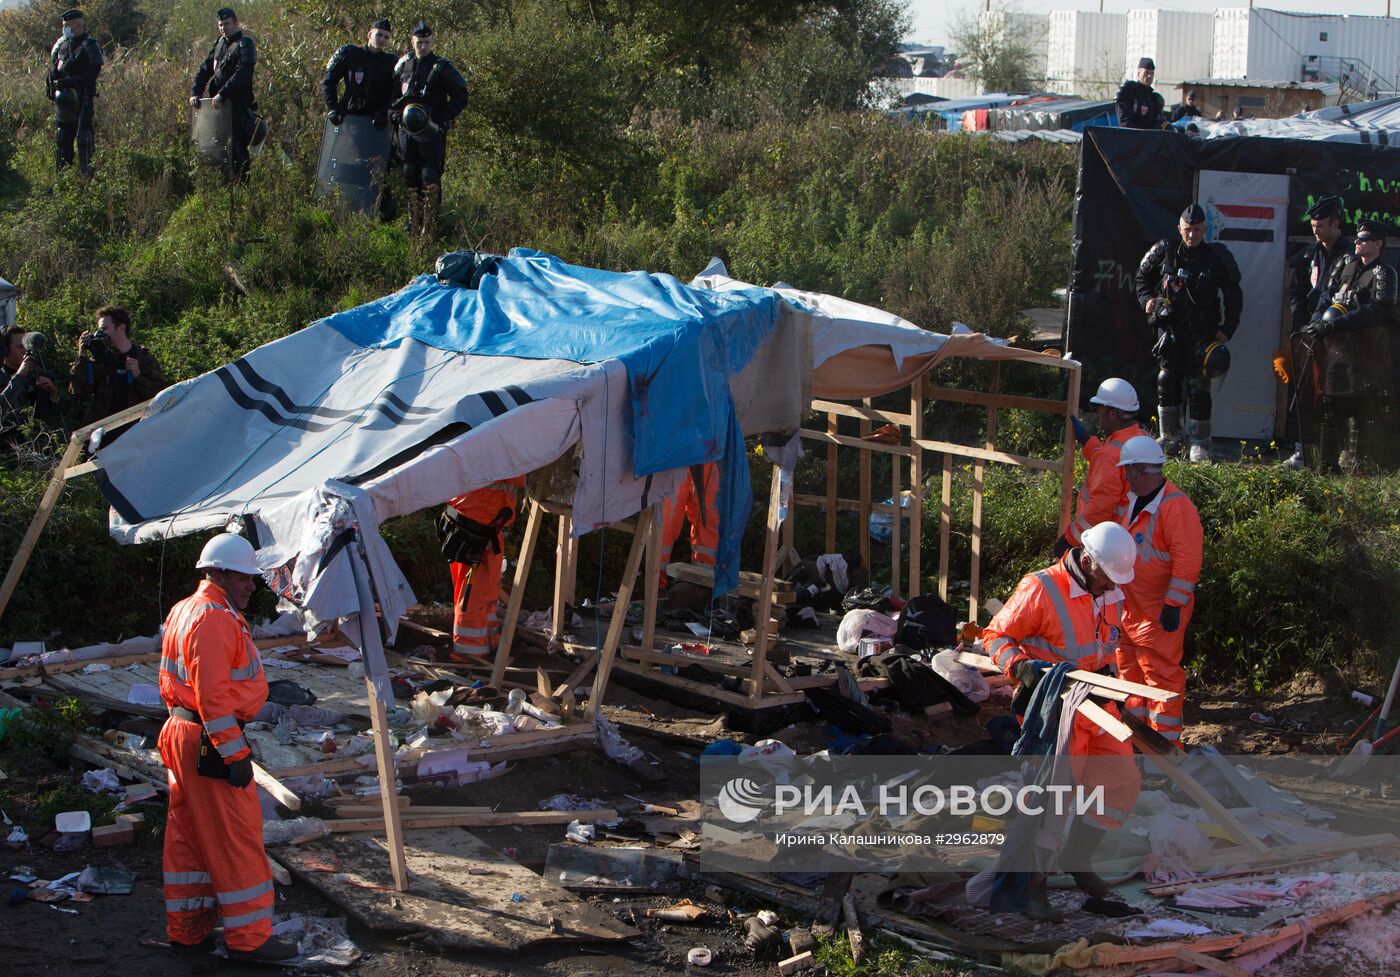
[{"xmin": 895, "ymin": 593, "xmax": 957, "ymax": 651}]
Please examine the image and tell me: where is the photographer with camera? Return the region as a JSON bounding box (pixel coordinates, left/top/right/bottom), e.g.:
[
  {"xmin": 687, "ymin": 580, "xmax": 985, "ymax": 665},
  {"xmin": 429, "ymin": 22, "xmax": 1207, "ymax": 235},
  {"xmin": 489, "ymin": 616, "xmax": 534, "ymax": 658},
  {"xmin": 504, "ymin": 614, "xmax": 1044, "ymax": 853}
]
[
  {"xmin": 2, "ymin": 326, "xmax": 61, "ymax": 451},
  {"xmin": 69, "ymin": 306, "xmax": 165, "ymax": 441},
  {"xmin": 1135, "ymin": 204, "xmax": 1242, "ymax": 463}
]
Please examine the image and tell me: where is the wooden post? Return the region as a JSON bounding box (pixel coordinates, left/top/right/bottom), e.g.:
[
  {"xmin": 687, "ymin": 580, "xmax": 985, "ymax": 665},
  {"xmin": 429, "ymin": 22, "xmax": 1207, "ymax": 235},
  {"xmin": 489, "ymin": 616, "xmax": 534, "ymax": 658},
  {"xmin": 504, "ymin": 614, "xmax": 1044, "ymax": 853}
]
[
  {"xmin": 858, "ymin": 399, "xmax": 872, "ymax": 569},
  {"xmin": 890, "ymin": 440, "xmax": 902, "ymax": 599},
  {"xmin": 587, "ymin": 506, "xmax": 655, "ymax": 717},
  {"xmin": 347, "ymin": 543, "xmax": 409, "ymax": 893},
  {"xmin": 550, "ymin": 512, "xmax": 572, "ymax": 645},
  {"xmin": 0, "ymin": 432, "xmax": 83, "ymax": 622},
  {"xmin": 968, "ymin": 364, "xmax": 1001, "ymax": 622},
  {"xmin": 1060, "ymin": 365, "xmax": 1083, "ymax": 536},
  {"xmin": 908, "ymin": 378, "xmax": 924, "ymax": 597},
  {"xmin": 750, "ymin": 466, "xmax": 784, "ymax": 705},
  {"xmin": 825, "ymin": 412, "xmax": 838, "ymax": 553},
  {"xmin": 938, "ymin": 454, "xmax": 952, "ymax": 602},
  {"xmin": 490, "ymin": 498, "xmax": 543, "ymax": 688},
  {"xmin": 641, "ymin": 507, "xmax": 660, "ymax": 653}
]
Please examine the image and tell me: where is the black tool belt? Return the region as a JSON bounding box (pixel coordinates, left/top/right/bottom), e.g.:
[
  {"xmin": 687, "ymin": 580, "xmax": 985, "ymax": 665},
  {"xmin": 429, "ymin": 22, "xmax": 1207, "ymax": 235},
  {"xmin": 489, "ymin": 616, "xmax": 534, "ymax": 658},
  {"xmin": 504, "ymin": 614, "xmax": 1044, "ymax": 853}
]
[
  {"xmin": 436, "ymin": 506, "xmax": 511, "ymax": 566},
  {"xmin": 169, "ymin": 705, "xmax": 244, "ymax": 779},
  {"xmin": 168, "ymin": 705, "xmax": 201, "ymax": 723}
]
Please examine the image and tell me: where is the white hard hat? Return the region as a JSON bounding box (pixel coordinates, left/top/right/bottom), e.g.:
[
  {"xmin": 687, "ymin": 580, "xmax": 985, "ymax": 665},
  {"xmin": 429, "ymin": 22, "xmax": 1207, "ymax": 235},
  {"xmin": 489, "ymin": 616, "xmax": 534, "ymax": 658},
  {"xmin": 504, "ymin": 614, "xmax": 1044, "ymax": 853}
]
[
  {"xmin": 1089, "ymin": 377, "xmax": 1140, "ymax": 413},
  {"xmin": 196, "ymin": 532, "xmax": 261, "ymax": 576},
  {"xmin": 1116, "ymin": 435, "xmax": 1166, "ymax": 468},
  {"xmin": 1080, "ymin": 522, "xmax": 1136, "ymax": 585}
]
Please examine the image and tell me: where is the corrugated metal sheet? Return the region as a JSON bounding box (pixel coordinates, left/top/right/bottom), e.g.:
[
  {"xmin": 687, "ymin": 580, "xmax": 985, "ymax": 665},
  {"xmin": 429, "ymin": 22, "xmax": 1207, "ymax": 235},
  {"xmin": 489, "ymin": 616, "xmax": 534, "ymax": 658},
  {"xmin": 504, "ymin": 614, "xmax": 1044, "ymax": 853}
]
[
  {"xmin": 1210, "ymin": 9, "xmax": 1400, "ymax": 94},
  {"xmin": 1334, "ymin": 17, "xmax": 1400, "ymax": 94},
  {"xmin": 1125, "ymin": 9, "xmax": 1214, "ymax": 90},
  {"xmin": 1045, "ymin": 11, "xmax": 1127, "ymax": 94}
]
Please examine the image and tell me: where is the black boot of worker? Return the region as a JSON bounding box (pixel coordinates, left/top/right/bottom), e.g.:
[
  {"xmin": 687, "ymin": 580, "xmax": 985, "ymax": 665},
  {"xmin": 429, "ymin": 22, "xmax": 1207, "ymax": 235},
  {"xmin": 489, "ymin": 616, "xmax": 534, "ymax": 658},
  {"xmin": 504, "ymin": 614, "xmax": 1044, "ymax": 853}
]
[
  {"xmin": 230, "ymin": 934, "xmax": 299, "ymax": 962},
  {"xmin": 1064, "ymin": 817, "xmax": 1111, "ymax": 898},
  {"xmin": 1025, "ymin": 872, "xmax": 1064, "ymax": 922}
]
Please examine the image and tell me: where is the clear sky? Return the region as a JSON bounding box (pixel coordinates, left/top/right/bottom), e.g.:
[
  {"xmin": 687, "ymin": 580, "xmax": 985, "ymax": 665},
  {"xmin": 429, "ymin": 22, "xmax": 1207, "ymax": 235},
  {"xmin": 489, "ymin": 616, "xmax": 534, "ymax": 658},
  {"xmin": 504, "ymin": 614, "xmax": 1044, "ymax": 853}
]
[{"xmin": 907, "ymin": 1, "xmax": 1400, "ymax": 47}]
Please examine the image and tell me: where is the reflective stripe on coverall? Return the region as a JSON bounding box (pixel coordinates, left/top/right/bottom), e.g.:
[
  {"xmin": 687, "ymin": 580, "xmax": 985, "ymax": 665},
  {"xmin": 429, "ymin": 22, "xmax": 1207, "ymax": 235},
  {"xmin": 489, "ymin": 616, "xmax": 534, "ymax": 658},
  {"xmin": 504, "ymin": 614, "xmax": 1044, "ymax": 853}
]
[
  {"xmin": 158, "ymin": 579, "xmax": 272, "ymax": 951},
  {"xmin": 448, "ymin": 477, "xmax": 524, "ymax": 657},
  {"xmin": 659, "ymin": 462, "xmax": 719, "ymax": 585},
  {"xmin": 1067, "ymin": 424, "xmax": 1143, "ymax": 546},
  {"xmin": 981, "ymin": 554, "xmax": 1141, "ymax": 829},
  {"xmin": 1116, "ymin": 481, "xmax": 1202, "ymax": 745}
]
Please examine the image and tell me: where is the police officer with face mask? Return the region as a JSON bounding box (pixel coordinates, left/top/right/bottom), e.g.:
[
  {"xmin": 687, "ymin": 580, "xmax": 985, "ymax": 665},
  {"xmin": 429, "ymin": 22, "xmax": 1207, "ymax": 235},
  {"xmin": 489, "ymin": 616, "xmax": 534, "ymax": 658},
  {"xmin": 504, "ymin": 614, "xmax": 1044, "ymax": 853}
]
[
  {"xmin": 392, "ymin": 22, "xmax": 468, "ymax": 237},
  {"xmin": 322, "ymin": 18, "xmax": 397, "ymax": 129},
  {"xmin": 189, "ymin": 7, "xmax": 258, "ymax": 179},
  {"xmin": 47, "ymin": 8, "xmax": 103, "ymax": 176}
]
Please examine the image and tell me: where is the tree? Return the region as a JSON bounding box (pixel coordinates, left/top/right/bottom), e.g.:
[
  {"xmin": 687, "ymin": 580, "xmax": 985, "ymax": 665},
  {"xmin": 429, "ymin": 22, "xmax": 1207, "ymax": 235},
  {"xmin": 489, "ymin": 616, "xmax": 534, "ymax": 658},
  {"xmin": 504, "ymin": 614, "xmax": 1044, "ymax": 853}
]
[{"xmin": 949, "ymin": 5, "xmax": 1044, "ymax": 94}]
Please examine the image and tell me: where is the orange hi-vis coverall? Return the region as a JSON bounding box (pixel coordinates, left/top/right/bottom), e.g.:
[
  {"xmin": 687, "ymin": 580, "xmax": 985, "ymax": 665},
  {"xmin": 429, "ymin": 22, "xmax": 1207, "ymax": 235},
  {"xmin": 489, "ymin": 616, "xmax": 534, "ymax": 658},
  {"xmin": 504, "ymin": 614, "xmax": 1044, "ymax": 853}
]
[
  {"xmin": 1066, "ymin": 424, "xmax": 1143, "ymax": 546},
  {"xmin": 981, "ymin": 554, "xmax": 1141, "ymax": 830},
  {"xmin": 448, "ymin": 477, "xmax": 525, "ymax": 658},
  {"xmin": 157, "ymin": 579, "xmax": 273, "ymax": 952},
  {"xmin": 659, "ymin": 462, "xmax": 718, "ymax": 584},
  {"xmin": 1116, "ymin": 480, "xmax": 1202, "ymax": 746}
]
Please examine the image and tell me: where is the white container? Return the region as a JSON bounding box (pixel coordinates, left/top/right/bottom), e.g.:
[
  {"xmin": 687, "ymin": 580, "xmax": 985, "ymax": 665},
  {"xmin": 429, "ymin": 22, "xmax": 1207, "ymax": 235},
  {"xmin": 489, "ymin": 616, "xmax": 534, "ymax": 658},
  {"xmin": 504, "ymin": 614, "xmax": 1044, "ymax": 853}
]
[
  {"xmin": 1125, "ymin": 9, "xmax": 1214, "ymax": 92},
  {"xmin": 1045, "ymin": 10, "xmax": 1127, "ymax": 97},
  {"xmin": 55, "ymin": 810, "xmax": 91, "ymax": 834},
  {"xmin": 978, "ymin": 9, "xmax": 1051, "ymax": 86}
]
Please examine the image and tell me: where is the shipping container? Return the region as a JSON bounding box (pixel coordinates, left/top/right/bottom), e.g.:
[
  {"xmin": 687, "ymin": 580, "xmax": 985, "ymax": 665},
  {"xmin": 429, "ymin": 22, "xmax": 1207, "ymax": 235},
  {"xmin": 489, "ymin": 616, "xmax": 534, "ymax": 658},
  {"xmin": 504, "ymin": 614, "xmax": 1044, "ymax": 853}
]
[
  {"xmin": 977, "ymin": 10, "xmax": 1050, "ymax": 85},
  {"xmin": 1045, "ymin": 10, "xmax": 1127, "ymax": 97},
  {"xmin": 1213, "ymin": 8, "xmax": 1344, "ymax": 82},
  {"xmin": 1124, "ymin": 9, "xmax": 1214, "ymax": 90}
]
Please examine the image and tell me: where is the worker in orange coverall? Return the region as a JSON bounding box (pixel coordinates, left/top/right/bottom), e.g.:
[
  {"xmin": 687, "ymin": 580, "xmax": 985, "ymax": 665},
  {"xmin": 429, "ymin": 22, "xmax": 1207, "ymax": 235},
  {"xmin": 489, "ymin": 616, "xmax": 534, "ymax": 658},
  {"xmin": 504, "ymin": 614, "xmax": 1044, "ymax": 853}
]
[
  {"xmin": 158, "ymin": 533, "xmax": 296, "ymax": 961},
  {"xmin": 1058, "ymin": 378, "xmax": 1144, "ymax": 555},
  {"xmin": 439, "ymin": 476, "xmax": 526, "ymax": 660},
  {"xmin": 658, "ymin": 462, "xmax": 718, "ymax": 587},
  {"xmin": 1114, "ymin": 435, "xmax": 1202, "ymax": 748},
  {"xmin": 981, "ymin": 522, "xmax": 1143, "ymax": 920}
]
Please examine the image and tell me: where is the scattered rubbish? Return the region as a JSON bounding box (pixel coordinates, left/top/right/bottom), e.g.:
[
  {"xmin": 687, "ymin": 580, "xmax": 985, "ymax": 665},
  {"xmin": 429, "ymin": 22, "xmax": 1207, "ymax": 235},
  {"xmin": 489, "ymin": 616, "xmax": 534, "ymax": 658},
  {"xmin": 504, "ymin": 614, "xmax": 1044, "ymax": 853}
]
[
  {"xmin": 126, "ymin": 684, "xmax": 162, "ymax": 706},
  {"xmin": 77, "ymin": 865, "xmax": 136, "ymax": 895},
  {"xmin": 8, "ymin": 867, "xmax": 36, "ymax": 883},
  {"xmin": 699, "ymin": 739, "xmax": 743, "ymax": 762},
  {"xmin": 1249, "ymin": 711, "xmax": 1273, "ymax": 725},
  {"xmin": 744, "ymin": 915, "xmax": 781, "ymax": 953},
  {"xmin": 1351, "ymin": 690, "xmax": 1376, "ymax": 707},
  {"xmin": 212, "ymin": 914, "xmax": 360, "ymax": 969},
  {"xmin": 80, "ymin": 769, "xmax": 123, "ymax": 795},
  {"xmin": 738, "ymin": 739, "xmax": 796, "ymax": 765},
  {"xmin": 597, "ymin": 715, "xmax": 644, "ymax": 765},
  {"xmin": 80, "ymin": 663, "xmax": 112, "ymax": 674},
  {"xmin": 687, "ymin": 946, "xmax": 713, "ymax": 967},
  {"xmin": 263, "ymin": 817, "xmax": 330, "ymax": 847},
  {"xmin": 787, "ymin": 928, "xmax": 817, "ymax": 957},
  {"xmin": 92, "ymin": 821, "xmax": 136, "ymax": 848},
  {"xmin": 564, "ymin": 820, "xmax": 596, "ymax": 844},
  {"xmin": 779, "ymin": 950, "xmax": 815, "ymax": 975},
  {"xmin": 544, "ymin": 845, "xmax": 689, "ymax": 893},
  {"xmin": 6, "ymin": 825, "xmax": 28, "ymax": 845},
  {"xmin": 540, "ymin": 793, "xmax": 609, "ymax": 812},
  {"xmin": 645, "ymin": 898, "xmax": 709, "ymax": 923},
  {"xmin": 1124, "ymin": 918, "xmax": 1214, "ymax": 940},
  {"xmin": 510, "ymin": 892, "xmax": 524, "ymax": 903},
  {"xmin": 54, "ymin": 811, "xmax": 91, "ymax": 834},
  {"xmin": 48, "ymin": 904, "xmax": 78, "ymax": 914},
  {"xmin": 755, "ymin": 909, "xmax": 780, "ymax": 926}
]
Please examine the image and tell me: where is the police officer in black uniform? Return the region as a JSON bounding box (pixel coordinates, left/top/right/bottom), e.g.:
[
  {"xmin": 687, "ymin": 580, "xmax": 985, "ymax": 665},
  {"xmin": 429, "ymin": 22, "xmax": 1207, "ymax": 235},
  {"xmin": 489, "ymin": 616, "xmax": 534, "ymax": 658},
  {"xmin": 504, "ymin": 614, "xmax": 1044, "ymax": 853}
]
[
  {"xmin": 189, "ymin": 7, "xmax": 258, "ymax": 179},
  {"xmin": 1299, "ymin": 219, "xmax": 1397, "ymax": 471},
  {"xmin": 1170, "ymin": 91, "xmax": 1202, "ymax": 124},
  {"xmin": 47, "ymin": 8, "xmax": 103, "ymax": 176},
  {"xmin": 392, "ymin": 22, "xmax": 468, "ymax": 237},
  {"xmin": 1282, "ymin": 196, "xmax": 1353, "ymax": 466},
  {"xmin": 1135, "ymin": 204, "xmax": 1243, "ymax": 462},
  {"xmin": 1116, "ymin": 57, "xmax": 1164, "ymax": 130},
  {"xmin": 322, "ymin": 18, "xmax": 397, "ymax": 128}
]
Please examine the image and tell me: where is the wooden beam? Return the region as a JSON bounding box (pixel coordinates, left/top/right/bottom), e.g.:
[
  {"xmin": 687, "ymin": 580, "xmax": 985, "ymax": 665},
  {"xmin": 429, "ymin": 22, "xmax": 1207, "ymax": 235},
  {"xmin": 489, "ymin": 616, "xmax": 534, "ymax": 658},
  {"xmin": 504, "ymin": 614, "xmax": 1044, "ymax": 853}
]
[
  {"xmin": 924, "ymin": 385, "xmax": 1071, "ymax": 416},
  {"xmin": 490, "ymin": 497, "xmax": 543, "ymax": 688},
  {"xmin": 938, "ymin": 453, "xmax": 952, "ymax": 602},
  {"xmin": 0, "ymin": 431, "xmax": 83, "ymax": 622},
  {"xmin": 1060, "ymin": 365, "xmax": 1082, "ymax": 535},
  {"xmin": 810, "ymin": 399, "xmax": 914, "ymax": 427},
  {"xmin": 764, "ymin": 663, "xmax": 797, "ymax": 695},
  {"xmin": 253, "ymin": 762, "xmax": 302, "ymax": 811},
  {"xmin": 328, "ymin": 808, "xmax": 619, "ymax": 833},
  {"xmin": 550, "ymin": 513, "xmax": 572, "ymax": 645},
  {"xmin": 890, "ymin": 428, "xmax": 902, "ymax": 599},
  {"xmin": 908, "ymin": 378, "xmax": 923, "ymax": 597},
  {"xmin": 1070, "ymin": 695, "xmax": 1132, "ymax": 741},
  {"xmin": 641, "ymin": 507, "xmax": 660, "ymax": 655},
  {"xmin": 586, "ymin": 506, "xmax": 655, "ymax": 718},
  {"xmin": 968, "ymin": 363, "xmax": 999, "ymax": 620},
  {"xmin": 908, "ymin": 435, "xmax": 1060, "ymax": 472},
  {"xmin": 1131, "ymin": 729, "xmax": 1268, "ymax": 854},
  {"xmin": 801, "ymin": 427, "xmax": 913, "ymax": 458},
  {"xmin": 825, "ymin": 412, "xmax": 838, "ymax": 553},
  {"xmin": 750, "ymin": 467, "xmax": 783, "ymax": 705},
  {"xmin": 858, "ymin": 401, "xmax": 872, "ymax": 569}
]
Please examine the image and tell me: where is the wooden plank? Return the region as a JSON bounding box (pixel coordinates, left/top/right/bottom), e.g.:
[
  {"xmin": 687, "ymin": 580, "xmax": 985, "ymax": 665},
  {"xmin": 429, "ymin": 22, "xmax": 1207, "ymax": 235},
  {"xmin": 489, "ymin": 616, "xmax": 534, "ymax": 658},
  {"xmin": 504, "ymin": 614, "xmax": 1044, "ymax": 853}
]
[
  {"xmin": 764, "ymin": 663, "xmax": 797, "ymax": 695},
  {"xmin": 328, "ymin": 808, "xmax": 618, "ymax": 833},
  {"xmin": 925, "ymin": 385, "xmax": 1071, "ymax": 416},
  {"xmin": 810, "ymin": 399, "xmax": 914, "ymax": 427},
  {"xmin": 550, "ymin": 513, "xmax": 571, "ymax": 644},
  {"xmin": 969, "ymin": 363, "xmax": 999, "ymax": 622},
  {"xmin": 490, "ymin": 497, "xmax": 543, "ymax": 688},
  {"xmin": 253, "ymin": 762, "xmax": 302, "ymax": 811},
  {"xmin": 275, "ymin": 828, "xmax": 638, "ymax": 950},
  {"xmin": 792, "ymin": 493, "xmax": 905, "ymax": 517},
  {"xmin": 1070, "ymin": 695, "xmax": 1132, "ymax": 741},
  {"xmin": 641, "ymin": 509, "xmax": 660, "ymax": 655},
  {"xmin": 890, "ymin": 429, "xmax": 902, "ymax": 599},
  {"xmin": 825, "ymin": 412, "xmax": 838, "ymax": 553},
  {"xmin": 62, "ymin": 458, "xmax": 102, "ymax": 480},
  {"xmin": 1060, "ymin": 365, "xmax": 1082, "ymax": 535},
  {"xmin": 1130, "ymin": 729, "xmax": 1268, "ymax": 854},
  {"xmin": 1186, "ymin": 833, "xmax": 1399, "ymax": 873},
  {"xmin": 751, "ymin": 467, "xmax": 783, "ymax": 705},
  {"xmin": 908, "ymin": 436, "xmax": 1060, "ymax": 472},
  {"xmin": 909, "ymin": 378, "xmax": 923, "ymax": 597},
  {"xmin": 802, "ymin": 427, "xmax": 913, "ymax": 458},
  {"xmin": 938, "ymin": 454, "xmax": 952, "ymax": 602},
  {"xmin": 858, "ymin": 400, "xmax": 872, "ymax": 569},
  {"xmin": 587, "ymin": 506, "xmax": 654, "ymax": 717},
  {"xmin": 553, "ymin": 654, "xmax": 599, "ymax": 699},
  {"xmin": 0, "ymin": 432, "xmax": 84, "ymax": 622},
  {"xmin": 664, "ymin": 562, "xmax": 794, "ymax": 599},
  {"xmin": 612, "ymin": 661, "xmax": 809, "ymax": 709}
]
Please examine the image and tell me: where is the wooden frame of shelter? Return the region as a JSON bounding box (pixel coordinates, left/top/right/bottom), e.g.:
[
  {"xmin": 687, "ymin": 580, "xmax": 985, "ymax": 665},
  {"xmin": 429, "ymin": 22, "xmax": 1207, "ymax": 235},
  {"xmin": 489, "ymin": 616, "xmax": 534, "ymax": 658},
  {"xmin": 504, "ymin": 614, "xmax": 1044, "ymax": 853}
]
[{"xmin": 488, "ymin": 346, "xmax": 1084, "ymax": 714}]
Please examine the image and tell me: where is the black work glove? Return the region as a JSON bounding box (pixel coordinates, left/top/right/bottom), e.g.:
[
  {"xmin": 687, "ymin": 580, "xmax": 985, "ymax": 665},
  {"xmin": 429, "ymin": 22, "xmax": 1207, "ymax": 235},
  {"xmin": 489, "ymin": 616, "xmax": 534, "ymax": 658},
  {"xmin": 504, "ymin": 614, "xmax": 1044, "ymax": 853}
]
[
  {"xmin": 328, "ymin": 109, "xmax": 344, "ymax": 125},
  {"xmin": 227, "ymin": 755, "xmax": 254, "ymax": 789},
  {"xmin": 372, "ymin": 110, "xmax": 387, "ymax": 129},
  {"xmin": 1070, "ymin": 415, "xmax": 1088, "ymax": 445},
  {"xmin": 1053, "ymin": 534, "xmax": 1071, "ymax": 559},
  {"xmin": 1159, "ymin": 604, "xmax": 1181, "ymax": 633},
  {"xmin": 1303, "ymin": 317, "xmax": 1331, "ymax": 339},
  {"xmin": 1011, "ymin": 659, "xmax": 1049, "ymax": 694}
]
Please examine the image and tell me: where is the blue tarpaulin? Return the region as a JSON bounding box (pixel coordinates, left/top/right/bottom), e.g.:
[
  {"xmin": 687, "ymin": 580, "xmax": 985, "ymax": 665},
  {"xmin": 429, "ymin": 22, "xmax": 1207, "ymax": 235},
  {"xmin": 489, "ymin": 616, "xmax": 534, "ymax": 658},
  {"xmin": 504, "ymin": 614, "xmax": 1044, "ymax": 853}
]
[{"xmin": 320, "ymin": 249, "xmax": 782, "ymax": 595}]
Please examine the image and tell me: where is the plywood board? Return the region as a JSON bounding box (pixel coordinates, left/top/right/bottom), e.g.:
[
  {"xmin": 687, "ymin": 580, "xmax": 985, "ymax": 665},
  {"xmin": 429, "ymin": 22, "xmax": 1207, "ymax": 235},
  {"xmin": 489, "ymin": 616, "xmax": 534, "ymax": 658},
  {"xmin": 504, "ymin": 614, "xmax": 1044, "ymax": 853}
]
[{"xmin": 274, "ymin": 828, "xmax": 638, "ymax": 950}]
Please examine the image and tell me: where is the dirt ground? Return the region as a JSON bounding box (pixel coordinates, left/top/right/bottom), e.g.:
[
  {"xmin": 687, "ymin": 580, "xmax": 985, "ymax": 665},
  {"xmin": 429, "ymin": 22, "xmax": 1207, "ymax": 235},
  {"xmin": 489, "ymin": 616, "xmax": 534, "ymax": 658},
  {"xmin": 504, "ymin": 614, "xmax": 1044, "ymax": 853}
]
[{"xmin": 3, "ymin": 645, "xmax": 1397, "ymax": 977}]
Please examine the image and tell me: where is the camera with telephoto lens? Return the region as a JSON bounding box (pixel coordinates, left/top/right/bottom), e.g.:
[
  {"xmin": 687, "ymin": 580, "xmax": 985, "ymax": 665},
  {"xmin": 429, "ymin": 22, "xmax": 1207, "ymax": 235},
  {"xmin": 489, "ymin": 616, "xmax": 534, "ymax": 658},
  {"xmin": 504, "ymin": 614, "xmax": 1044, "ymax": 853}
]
[
  {"xmin": 80, "ymin": 329, "xmax": 117, "ymax": 362},
  {"xmin": 1147, "ymin": 268, "xmax": 1189, "ymax": 325}
]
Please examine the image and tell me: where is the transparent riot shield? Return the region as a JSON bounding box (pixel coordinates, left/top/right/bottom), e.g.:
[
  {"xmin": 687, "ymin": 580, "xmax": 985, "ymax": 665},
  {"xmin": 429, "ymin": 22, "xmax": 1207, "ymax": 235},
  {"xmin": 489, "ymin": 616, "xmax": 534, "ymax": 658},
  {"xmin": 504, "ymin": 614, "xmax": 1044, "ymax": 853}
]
[
  {"xmin": 190, "ymin": 97, "xmax": 233, "ymax": 168},
  {"xmin": 314, "ymin": 115, "xmax": 393, "ymax": 213}
]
